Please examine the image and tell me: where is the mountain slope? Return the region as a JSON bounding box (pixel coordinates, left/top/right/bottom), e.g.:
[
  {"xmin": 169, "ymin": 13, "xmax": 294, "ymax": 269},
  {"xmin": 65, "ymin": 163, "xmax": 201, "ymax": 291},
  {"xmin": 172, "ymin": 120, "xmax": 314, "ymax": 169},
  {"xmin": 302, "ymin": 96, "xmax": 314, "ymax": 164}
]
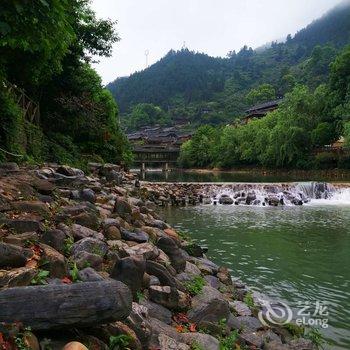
[{"xmin": 107, "ymin": 2, "xmax": 350, "ymax": 127}]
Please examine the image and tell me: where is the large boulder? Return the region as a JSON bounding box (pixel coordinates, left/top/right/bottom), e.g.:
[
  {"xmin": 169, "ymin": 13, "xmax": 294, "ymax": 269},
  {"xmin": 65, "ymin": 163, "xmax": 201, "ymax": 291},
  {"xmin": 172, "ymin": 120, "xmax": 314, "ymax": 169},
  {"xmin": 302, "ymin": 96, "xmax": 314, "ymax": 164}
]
[
  {"xmin": 12, "ymin": 201, "xmax": 50, "ymax": 217},
  {"xmin": 157, "ymin": 236, "xmax": 186, "ymax": 273},
  {"xmin": 114, "ymin": 197, "xmax": 132, "ymax": 217},
  {"xmin": 40, "ymin": 244, "xmax": 68, "ymax": 278},
  {"xmin": 0, "ymin": 242, "xmax": 33, "ymax": 268},
  {"xmin": 110, "ymin": 256, "xmax": 146, "ymax": 298},
  {"xmin": 187, "ymin": 286, "xmax": 230, "ymax": 327},
  {"xmin": 120, "ymin": 228, "xmax": 149, "ymax": 243},
  {"xmin": 0, "ymin": 267, "xmax": 36, "ymax": 289},
  {"xmin": 149, "ymin": 285, "xmax": 180, "ymax": 310},
  {"xmin": 71, "ymin": 224, "xmax": 104, "ymax": 241},
  {"xmin": 40, "ymin": 229, "xmax": 67, "ymax": 253},
  {"xmin": 72, "ymin": 237, "xmax": 108, "ymax": 258},
  {"xmin": 140, "ymin": 299, "xmax": 172, "ymax": 324}
]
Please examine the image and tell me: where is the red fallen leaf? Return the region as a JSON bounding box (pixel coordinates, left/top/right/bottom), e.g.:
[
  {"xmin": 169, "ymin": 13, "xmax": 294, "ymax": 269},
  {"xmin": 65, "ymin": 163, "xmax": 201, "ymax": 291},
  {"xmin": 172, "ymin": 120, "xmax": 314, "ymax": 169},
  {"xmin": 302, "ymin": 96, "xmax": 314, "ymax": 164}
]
[
  {"xmin": 61, "ymin": 276, "xmax": 72, "ymax": 284},
  {"xmin": 175, "ymin": 325, "xmax": 185, "ymax": 333},
  {"xmin": 25, "ymin": 258, "xmax": 38, "ymax": 269},
  {"xmin": 173, "ymin": 313, "xmax": 189, "ymax": 324},
  {"xmin": 31, "ymin": 244, "xmax": 42, "ymax": 255},
  {"xmin": 189, "ymin": 323, "xmax": 197, "ymax": 332}
]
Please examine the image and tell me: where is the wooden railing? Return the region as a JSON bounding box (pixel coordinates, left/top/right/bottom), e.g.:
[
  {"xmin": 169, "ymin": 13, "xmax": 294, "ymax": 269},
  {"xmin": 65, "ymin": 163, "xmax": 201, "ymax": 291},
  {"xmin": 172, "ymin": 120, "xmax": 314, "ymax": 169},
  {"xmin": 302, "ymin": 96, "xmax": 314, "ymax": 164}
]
[{"xmin": 4, "ymin": 81, "xmax": 40, "ymax": 125}]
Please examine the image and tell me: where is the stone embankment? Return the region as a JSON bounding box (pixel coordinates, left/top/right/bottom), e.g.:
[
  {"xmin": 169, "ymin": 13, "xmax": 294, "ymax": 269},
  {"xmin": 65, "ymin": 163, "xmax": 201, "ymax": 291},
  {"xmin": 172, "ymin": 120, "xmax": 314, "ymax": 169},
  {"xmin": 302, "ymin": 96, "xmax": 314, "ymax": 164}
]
[{"xmin": 0, "ymin": 162, "xmax": 317, "ymax": 349}]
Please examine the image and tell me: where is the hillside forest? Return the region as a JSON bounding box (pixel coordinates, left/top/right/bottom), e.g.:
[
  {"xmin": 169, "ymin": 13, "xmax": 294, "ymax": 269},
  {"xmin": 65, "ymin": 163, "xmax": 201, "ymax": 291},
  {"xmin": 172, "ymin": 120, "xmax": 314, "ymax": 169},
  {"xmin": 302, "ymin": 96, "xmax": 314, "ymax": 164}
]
[
  {"xmin": 0, "ymin": 0, "xmax": 132, "ymax": 168},
  {"xmin": 107, "ymin": 2, "xmax": 350, "ymax": 170}
]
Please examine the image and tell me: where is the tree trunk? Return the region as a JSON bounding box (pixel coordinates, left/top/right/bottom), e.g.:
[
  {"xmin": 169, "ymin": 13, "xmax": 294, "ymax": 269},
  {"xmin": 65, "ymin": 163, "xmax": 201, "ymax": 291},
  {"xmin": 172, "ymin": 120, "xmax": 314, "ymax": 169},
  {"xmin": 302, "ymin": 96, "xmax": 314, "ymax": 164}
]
[{"xmin": 0, "ymin": 280, "xmax": 132, "ymax": 330}]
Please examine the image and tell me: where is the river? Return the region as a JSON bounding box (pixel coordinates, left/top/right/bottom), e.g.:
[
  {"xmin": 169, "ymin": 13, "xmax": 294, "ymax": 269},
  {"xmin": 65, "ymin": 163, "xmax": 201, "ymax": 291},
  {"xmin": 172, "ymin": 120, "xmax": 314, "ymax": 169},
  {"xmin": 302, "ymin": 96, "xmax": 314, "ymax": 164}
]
[{"xmin": 141, "ymin": 171, "xmax": 350, "ymax": 349}]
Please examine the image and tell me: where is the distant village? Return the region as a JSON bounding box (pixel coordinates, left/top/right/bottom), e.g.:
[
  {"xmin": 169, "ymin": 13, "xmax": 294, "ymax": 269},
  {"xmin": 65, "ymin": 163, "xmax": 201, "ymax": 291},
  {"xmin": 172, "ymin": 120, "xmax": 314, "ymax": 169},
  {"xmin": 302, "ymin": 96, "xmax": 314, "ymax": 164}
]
[{"xmin": 127, "ymin": 99, "xmax": 345, "ymax": 170}]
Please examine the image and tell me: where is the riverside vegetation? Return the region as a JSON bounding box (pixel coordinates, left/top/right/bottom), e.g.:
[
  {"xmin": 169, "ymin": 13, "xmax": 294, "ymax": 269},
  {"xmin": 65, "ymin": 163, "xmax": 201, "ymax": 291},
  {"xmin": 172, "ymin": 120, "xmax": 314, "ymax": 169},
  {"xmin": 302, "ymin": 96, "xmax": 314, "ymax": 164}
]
[
  {"xmin": 0, "ymin": 1, "xmax": 132, "ymax": 168},
  {"xmin": 0, "ymin": 162, "xmax": 323, "ymax": 350}
]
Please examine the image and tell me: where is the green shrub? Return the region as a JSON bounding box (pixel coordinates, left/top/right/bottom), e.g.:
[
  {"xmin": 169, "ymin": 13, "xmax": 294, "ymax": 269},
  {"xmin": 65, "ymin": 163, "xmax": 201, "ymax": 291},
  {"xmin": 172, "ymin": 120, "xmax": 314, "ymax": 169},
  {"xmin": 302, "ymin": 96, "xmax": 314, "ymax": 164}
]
[
  {"xmin": 185, "ymin": 275, "xmax": 206, "ymax": 296},
  {"xmin": 0, "ymin": 87, "xmax": 25, "ymax": 161},
  {"xmin": 313, "ymin": 152, "xmax": 338, "ymax": 169},
  {"xmin": 338, "ymin": 154, "xmax": 350, "ymax": 169}
]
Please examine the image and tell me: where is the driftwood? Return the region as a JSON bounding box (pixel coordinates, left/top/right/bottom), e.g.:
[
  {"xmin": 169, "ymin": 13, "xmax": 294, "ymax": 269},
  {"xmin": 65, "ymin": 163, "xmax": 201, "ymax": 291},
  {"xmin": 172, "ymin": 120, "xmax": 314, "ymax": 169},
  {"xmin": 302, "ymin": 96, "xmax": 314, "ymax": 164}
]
[{"xmin": 0, "ymin": 280, "xmax": 132, "ymax": 330}]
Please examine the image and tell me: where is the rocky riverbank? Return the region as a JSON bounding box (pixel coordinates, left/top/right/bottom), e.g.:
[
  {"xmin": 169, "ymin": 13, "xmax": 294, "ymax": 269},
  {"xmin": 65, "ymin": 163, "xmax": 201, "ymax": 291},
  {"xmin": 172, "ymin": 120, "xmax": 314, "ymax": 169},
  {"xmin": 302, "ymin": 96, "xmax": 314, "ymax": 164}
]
[{"xmin": 0, "ymin": 163, "xmax": 318, "ymax": 350}]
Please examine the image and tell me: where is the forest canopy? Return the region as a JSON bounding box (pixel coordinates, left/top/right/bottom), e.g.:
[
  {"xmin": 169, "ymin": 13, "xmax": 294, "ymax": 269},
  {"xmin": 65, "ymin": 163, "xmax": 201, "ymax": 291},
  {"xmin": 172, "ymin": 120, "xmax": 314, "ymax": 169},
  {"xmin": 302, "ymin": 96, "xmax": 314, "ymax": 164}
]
[
  {"xmin": 178, "ymin": 46, "xmax": 350, "ymax": 170},
  {"xmin": 0, "ymin": 0, "xmax": 132, "ymax": 166}
]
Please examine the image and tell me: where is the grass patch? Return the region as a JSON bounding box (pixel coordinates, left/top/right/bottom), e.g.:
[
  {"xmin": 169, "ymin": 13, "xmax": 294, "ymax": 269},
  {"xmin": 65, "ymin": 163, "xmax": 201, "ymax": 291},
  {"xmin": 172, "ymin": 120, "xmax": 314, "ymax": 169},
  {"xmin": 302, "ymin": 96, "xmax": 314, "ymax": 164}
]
[{"xmin": 185, "ymin": 275, "xmax": 206, "ymax": 296}]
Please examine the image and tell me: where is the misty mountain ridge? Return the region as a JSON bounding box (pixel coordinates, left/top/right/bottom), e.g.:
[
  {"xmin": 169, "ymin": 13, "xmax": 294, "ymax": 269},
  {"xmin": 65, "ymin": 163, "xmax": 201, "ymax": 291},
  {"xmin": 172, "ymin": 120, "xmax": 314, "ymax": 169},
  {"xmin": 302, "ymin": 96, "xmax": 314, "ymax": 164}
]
[{"xmin": 107, "ymin": 1, "xmax": 350, "ymax": 129}]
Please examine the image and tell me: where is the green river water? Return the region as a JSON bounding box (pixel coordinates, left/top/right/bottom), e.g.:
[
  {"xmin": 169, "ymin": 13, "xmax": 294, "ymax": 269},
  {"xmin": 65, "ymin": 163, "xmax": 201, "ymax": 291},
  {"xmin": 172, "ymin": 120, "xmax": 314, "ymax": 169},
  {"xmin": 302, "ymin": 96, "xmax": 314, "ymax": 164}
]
[{"xmin": 141, "ymin": 171, "xmax": 350, "ymax": 349}]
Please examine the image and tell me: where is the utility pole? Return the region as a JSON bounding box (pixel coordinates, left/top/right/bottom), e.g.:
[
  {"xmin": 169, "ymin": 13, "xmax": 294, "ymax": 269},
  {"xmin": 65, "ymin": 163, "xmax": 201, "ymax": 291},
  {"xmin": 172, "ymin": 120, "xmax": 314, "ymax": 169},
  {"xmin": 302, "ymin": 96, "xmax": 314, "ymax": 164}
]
[{"xmin": 145, "ymin": 50, "xmax": 149, "ymax": 68}]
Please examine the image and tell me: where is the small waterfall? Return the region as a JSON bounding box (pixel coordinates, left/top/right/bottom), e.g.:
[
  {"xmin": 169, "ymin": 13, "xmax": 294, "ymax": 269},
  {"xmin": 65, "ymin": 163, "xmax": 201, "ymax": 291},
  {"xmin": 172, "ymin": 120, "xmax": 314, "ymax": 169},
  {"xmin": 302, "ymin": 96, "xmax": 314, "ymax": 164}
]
[{"xmin": 202, "ymin": 182, "xmax": 350, "ymax": 207}]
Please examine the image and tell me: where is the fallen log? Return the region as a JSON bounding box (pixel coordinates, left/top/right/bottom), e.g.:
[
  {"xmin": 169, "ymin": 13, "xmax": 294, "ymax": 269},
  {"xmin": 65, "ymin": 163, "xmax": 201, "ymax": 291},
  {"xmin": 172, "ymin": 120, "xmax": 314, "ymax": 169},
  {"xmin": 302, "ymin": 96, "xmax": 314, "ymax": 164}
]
[{"xmin": 0, "ymin": 280, "xmax": 132, "ymax": 330}]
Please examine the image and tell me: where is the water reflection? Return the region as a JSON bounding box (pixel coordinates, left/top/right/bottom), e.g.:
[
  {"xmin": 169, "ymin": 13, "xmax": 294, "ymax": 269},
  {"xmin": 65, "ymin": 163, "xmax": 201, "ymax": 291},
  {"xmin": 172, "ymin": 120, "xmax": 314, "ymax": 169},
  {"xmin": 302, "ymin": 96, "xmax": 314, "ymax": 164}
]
[
  {"xmin": 162, "ymin": 205, "xmax": 350, "ymax": 349},
  {"xmin": 134, "ymin": 169, "xmax": 350, "ymax": 183}
]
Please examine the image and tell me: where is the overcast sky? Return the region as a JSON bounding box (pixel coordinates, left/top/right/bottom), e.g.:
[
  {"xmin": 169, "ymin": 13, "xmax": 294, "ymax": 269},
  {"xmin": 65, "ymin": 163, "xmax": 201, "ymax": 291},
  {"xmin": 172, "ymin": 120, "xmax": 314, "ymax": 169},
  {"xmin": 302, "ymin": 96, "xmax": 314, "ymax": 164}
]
[{"xmin": 91, "ymin": 0, "xmax": 342, "ymax": 84}]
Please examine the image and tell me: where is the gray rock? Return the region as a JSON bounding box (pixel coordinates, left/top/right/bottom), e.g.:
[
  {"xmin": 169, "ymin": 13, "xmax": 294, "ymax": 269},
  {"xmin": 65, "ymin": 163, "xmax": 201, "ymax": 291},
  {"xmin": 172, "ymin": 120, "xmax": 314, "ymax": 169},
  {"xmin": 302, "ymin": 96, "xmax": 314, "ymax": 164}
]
[
  {"xmin": 219, "ymin": 196, "xmax": 234, "ymax": 205},
  {"xmin": 55, "ymin": 203, "xmax": 100, "ymax": 230},
  {"xmin": 111, "ymin": 256, "xmax": 146, "ymax": 298},
  {"xmin": 146, "ymin": 261, "xmax": 178, "ymax": 288},
  {"xmin": 71, "ymin": 224, "xmax": 104, "ymax": 241},
  {"xmin": 0, "ymin": 243, "xmax": 33, "ymax": 268},
  {"xmin": 0, "ymin": 267, "xmax": 36, "ymax": 288},
  {"xmin": 80, "ymin": 189, "xmax": 96, "ymax": 203},
  {"xmin": 239, "ymin": 330, "xmax": 263, "ymax": 348},
  {"xmin": 124, "ymin": 243, "xmax": 159, "ymax": 260},
  {"xmin": 181, "ymin": 333, "xmax": 219, "ymax": 350},
  {"xmin": 157, "ymin": 334, "xmax": 190, "ymax": 350},
  {"xmin": 288, "ymin": 338, "xmax": 317, "ymax": 350},
  {"xmin": 114, "ymin": 197, "xmax": 132, "ymax": 216},
  {"xmin": 6, "ymin": 219, "xmax": 43, "ymax": 233},
  {"xmin": 121, "ymin": 228, "xmax": 149, "ymax": 243},
  {"xmin": 12, "ymin": 201, "xmax": 50, "ymax": 216},
  {"xmin": 126, "ymin": 302, "xmax": 152, "ymax": 347},
  {"xmin": 72, "ymin": 237, "xmax": 108, "ymax": 258},
  {"xmin": 149, "ymin": 275, "xmax": 161, "ymax": 286},
  {"xmin": 78, "ymin": 267, "xmax": 104, "ymax": 282},
  {"xmin": 264, "ymin": 341, "xmax": 291, "ymax": 350},
  {"xmin": 188, "ymin": 286, "xmax": 230, "ymax": 327},
  {"xmin": 149, "ymin": 317, "xmax": 182, "ymax": 342},
  {"xmin": 141, "ymin": 299, "xmax": 172, "ymax": 324},
  {"xmin": 0, "ymin": 162, "xmax": 19, "ymax": 171},
  {"xmin": 157, "ymin": 236, "xmax": 186, "ymax": 272},
  {"xmin": 56, "ymin": 165, "xmax": 84, "ymax": 177},
  {"xmin": 4, "ymin": 232, "xmax": 39, "ymax": 246},
  {"xmin": 236, "ymin": 316, "xmax": 263, "ymax": 331},
  {"xmin": 75, "ymin": 251, "xmax": 104, "ymax": 270},
  {"xmin": 40, "ymin": 244, "xmax": 68, "ymax": 278},
  {"xmin": 149, "ymin": 285, "xmax": 179, "ymax": 309},
  {"xmin": 40, "ymin": 229, "xmax": 67, "ymax": 252},
  {"xmin": 204, "ymin": 275, "xmax": 220, "ymax": 289},
  {"xmin": 231, "ymin": 301, "xmax": 252, "ymax": 316}
]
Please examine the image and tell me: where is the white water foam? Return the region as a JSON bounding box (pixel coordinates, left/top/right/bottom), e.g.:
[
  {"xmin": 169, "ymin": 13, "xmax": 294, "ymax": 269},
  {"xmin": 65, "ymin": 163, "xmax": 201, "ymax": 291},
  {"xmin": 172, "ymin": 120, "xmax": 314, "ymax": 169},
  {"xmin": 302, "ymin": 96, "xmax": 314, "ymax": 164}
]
[{"xmin": 205, "ymin": 182, "xmax": 350, "ymax": 207}]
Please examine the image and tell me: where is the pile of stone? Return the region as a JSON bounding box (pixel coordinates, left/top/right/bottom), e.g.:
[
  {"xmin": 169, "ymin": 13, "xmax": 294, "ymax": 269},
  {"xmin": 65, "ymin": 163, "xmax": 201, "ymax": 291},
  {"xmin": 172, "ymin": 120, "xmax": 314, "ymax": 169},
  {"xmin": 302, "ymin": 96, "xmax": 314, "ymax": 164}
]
[
  {"xmin": 0, "ymin": 163, "xmax": 317, "ymax": 349},
  {"xmin": 140, "ymin": 182, "xmax": 309, "ymax": 207}
]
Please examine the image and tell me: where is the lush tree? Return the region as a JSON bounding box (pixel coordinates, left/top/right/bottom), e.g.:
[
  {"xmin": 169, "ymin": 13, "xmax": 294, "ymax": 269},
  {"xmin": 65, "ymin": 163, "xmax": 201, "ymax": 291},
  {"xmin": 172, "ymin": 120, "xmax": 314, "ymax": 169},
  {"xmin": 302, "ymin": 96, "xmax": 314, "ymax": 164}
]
[
  {"xmin": 0, "ymin": 0, "xmax": 74, "ymax": 87},
  {"xmin": 178, "ymin": 125, "xmax": 219, "ymax": 168},
  {"xmin": 125, "ymin": 103, "xmax": 170, "ymax": 131},
  {"xmin": 0, "ymin": 0, "xmax": 131, "ymax": 166},
  {"xmin": 246, "ymin": 84, "xmax": 276, "ymax": 106}
]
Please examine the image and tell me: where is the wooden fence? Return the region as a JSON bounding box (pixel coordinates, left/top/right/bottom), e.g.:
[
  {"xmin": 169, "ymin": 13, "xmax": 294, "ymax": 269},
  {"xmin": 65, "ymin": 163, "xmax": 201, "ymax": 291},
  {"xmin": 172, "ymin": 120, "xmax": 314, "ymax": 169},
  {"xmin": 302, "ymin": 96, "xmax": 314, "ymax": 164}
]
[{"xmin": 5, "ymin": 81, "xmax": 40, "ymax": 125}]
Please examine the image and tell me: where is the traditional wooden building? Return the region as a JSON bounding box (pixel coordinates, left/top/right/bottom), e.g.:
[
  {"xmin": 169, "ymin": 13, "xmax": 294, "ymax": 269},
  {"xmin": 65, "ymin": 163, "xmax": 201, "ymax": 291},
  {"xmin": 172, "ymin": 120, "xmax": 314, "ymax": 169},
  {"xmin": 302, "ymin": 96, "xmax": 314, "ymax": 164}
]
[{"xmin": 242, "ymin": 98, "xmax": 283, "ymax": 124}]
